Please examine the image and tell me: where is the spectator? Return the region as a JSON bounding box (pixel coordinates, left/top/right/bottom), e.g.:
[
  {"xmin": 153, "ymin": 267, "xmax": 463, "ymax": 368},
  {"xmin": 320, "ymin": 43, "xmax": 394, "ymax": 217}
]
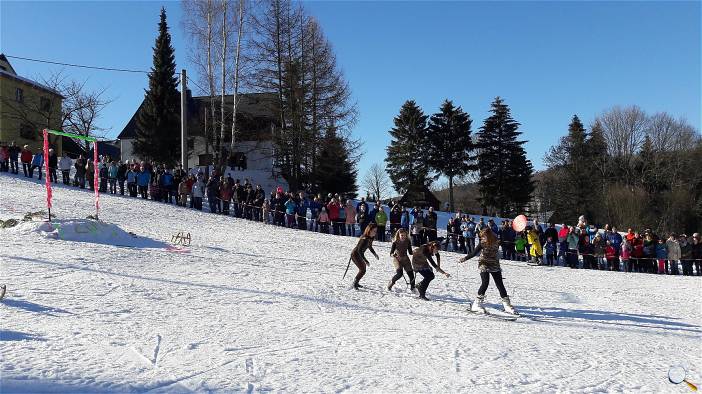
[
  {"xmin": 58, "ymin": 153, "xmax": 72, "ymax": 185},
  {"xmin": 108, "ymin": 161, "xmax": 118, "ymax": 194},
  {"xmin": 691, "ymin": 233, "xmax": 701, "ymax": 276},
  {"xmin": 680, "ymin": 234, "xmax": 693, "ymax": 276},
  {"xmin": 655, "ymin": 238, "xmax": 668, "ymax": 274},
  {"xmin": 605, "ymin": 241, "xmax": 618, "ymax": 271},
  {"xmin": 47, "ymin": 148, "xmax": 58, "ymax": 183},
  {"xmin": 136, "ymin": 167, "xmax": 151, "ymax": 199},
  {"xmin": 318, "ymin": 207, "xmax": 330, "ymax": 233},
  {"xmin": 345, "ymin": 200, "xmax": 357, "ymax": 237},
  {"xmin": 30, "ymin": 149, "xmax": 43, "ymax": 179},
  {"xmin": 375, "ymin": 204, "xmax": 388, "ymax": 242},
  {"xmin": 74, "ymin": 155, "xmax": 87, "ymax": 188},
  {"xmin": 8, "ymin": 141, "xmax": 20, "ymax": 174},
  {"xmin": 191, "ymin": 174, "xmax": 205, "ymax": 210},
  {"xmin": 20, "ymin": 145, "xmax": 32, "ymax": 177}
]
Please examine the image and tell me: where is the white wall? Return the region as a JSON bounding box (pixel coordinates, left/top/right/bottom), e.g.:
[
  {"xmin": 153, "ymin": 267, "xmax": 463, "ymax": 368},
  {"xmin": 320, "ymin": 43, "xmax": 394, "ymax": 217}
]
[{"xmin": 120, "ymin": 139, "xmax": 135, "ymax": 163}]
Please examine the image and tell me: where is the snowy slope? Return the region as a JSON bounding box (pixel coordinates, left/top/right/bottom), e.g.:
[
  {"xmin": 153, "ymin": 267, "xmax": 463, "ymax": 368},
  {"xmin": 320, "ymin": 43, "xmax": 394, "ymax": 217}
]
[{"xmin": 1, "ymin": 173, "xmax": 701, "ymax": 393}]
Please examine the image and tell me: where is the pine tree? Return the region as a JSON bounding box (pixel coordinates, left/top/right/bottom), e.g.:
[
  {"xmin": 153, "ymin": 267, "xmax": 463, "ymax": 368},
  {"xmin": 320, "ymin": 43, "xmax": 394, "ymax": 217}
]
[
  {"xmin": 427, "ymin": 99, "xmax": 475, "ymax": 211},
  {"xmin": 385, "ymin": 100, "xmax": 432, "ymax": 194},
  {"xmin": 133, "ymin": 7, "xmax": 181, "ymax": 165},
  {"xmin": 476, "ymin": 97, "xmax": 534, "ymax": 216},
  {"xmin": 314, "ymin": 127, "xmax": 358, "ymax": 197}
]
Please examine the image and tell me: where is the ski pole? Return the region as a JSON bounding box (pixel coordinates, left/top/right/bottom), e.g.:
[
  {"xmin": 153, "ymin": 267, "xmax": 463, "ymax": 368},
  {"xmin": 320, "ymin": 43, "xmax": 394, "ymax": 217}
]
[{"xmin": 342, "ymin": 256, "xmax": 352, "ymax": 280}]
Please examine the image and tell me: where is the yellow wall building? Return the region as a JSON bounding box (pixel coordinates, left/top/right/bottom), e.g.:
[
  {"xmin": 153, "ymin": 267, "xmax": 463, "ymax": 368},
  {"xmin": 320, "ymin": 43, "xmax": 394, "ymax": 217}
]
[{"xmin": 0, "ymin": 54, "xmax": 63, "ymax": 153}]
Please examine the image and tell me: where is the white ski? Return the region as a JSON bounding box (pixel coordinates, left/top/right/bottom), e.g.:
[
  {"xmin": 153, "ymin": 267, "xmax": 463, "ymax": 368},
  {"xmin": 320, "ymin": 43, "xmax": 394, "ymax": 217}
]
[{"xmin": 467, "ymin": 307, "xmax": 519, "ymax": 321}]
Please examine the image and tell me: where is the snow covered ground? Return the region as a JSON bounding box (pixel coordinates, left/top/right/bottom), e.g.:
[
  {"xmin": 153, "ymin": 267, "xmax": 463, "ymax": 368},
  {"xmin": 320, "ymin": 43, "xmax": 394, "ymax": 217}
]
[{"xmin": 1, "ymin": 173, "xmax": 701, "ymax": 393}]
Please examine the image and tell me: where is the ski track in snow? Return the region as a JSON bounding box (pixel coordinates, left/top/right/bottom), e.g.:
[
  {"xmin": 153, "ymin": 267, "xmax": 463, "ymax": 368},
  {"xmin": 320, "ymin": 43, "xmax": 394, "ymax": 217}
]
[{"xmin": 1, "ymin": 173, "xmax": 701, "ymax": 393}]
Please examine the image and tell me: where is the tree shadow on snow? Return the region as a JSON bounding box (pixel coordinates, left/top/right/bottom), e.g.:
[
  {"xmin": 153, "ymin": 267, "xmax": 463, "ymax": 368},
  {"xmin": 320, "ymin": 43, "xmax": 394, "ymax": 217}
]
[
  {"xmin": 6, "ymin": 254, "xmax": 700, "ymax": 336},
  {"xmin": 518, "ymin": 305, "xmax": 702, "ymax": 334},
  {"xmin": 2, "ymin": 298, "xmax": 76, "ymax": 316},
  {"xmin": 0, "ymin": 329, "xmax": 46, "ymax": 341},
  {"xmin": 4, "ymin": 255, "xmax": 475, "ymax": 323},
  {"xmin": 0, "ymin": 376, "xmax": 130, "ymax": 393}
]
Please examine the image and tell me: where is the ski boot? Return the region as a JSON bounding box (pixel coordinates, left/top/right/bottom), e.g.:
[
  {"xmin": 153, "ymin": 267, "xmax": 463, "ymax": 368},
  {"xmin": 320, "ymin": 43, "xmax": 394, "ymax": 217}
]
[
  {"xmin": 417, "ymin": 283, "xmax": 428, "ymax": 300},
  {"xmin": 470, "ymin": 295, "xmax": 486, "ymax": 313},
  {"xmin": 502, "ymin": 296, "xmax": 518, "ymax": 315},
  {"xmin": 387, "ymin": 280, "xmax": 394, "ymax": 291},
  {"xmin": 353, "ymin": 281, "xmax": 363, "ymax": 290}
]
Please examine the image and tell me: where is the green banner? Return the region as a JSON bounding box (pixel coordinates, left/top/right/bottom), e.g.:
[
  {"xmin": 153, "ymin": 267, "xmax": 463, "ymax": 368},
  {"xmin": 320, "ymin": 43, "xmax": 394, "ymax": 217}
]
[{"xmin": 45, "ymin": 129, "xmax": 97, "ymax": 142}]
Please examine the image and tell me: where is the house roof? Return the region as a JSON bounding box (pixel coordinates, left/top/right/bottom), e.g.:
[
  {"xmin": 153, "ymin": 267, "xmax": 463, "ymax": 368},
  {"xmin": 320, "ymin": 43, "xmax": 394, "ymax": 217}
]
[
  {"xmin": 0, "ymin": 54, "xmax": 17, "ymax": 75},
  {"xmin": 118, "ymin": 92, "xmax": 277, "ymax": 141},
  {"xmin": 398, "ymin": 185, "xmax": 441, "ymax": 208},
  {"xmin": 0, "ymin": 54, "xmax": 64, "ymax": 98}
]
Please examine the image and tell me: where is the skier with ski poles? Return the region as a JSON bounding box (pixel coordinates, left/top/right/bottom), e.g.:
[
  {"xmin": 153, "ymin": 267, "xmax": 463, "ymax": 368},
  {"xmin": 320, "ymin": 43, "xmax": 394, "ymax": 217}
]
[
  {"xmin": 387, "ymin": 228, "xmax": 415, "ymax": 291},
  {"xmin": 346, "ymin": 223, "xmax": 379, "ymax": 289},
  {"xmin": 411, "ymin": 241, "xmax": 450, "ymax": 300},
  {"xmin": 459, "ymin": 227, "xmax": 518, "ymax": 315}
]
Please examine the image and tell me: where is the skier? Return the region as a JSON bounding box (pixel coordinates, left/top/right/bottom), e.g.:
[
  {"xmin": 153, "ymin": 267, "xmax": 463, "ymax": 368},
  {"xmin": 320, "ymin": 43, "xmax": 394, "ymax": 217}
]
[
  {"xmin": 387, "ymin": 228, "xmax": 415, "ymax": 291},
  {"xmin": 411, "ymin": 241, "xmax": 450, "ymax": 300},
  {"xmin": 350, "ymin": 223, "xmax": 379, "ymax": 289},
  {"xmin": 459, "ymin": 227, "xmax": 517, "ymax": 315}
]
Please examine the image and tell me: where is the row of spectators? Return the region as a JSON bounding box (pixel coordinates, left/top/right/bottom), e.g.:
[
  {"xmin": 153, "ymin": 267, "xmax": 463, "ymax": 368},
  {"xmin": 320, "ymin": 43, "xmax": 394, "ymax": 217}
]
[{"xmin": 3, "ymin": 147, "xmax": 700, "ymax": 276}]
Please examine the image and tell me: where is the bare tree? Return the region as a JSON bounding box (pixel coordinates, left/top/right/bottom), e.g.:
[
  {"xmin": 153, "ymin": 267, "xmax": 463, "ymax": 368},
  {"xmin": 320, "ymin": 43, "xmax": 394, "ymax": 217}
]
[
  {"xmin": 595, "ymin": 105, "xmax": 648, "ymax": 179},
  {"xmin": 62, "ymin": 81, "xmax": 111, "ymax": 150},
  {"xmin": 362, "ymin": 163, "xmax": 391, "ymax": 202},
  {"xmin": 230, "ymin": 0, "xmax": 247, "ymax": 155},
  {"xmin": 182, "ymin": 0, "xmax": 220, "ymax": 158},
  {"xmin": 0, "ymin": 70, "xmax": 110, "ymax": 149}
]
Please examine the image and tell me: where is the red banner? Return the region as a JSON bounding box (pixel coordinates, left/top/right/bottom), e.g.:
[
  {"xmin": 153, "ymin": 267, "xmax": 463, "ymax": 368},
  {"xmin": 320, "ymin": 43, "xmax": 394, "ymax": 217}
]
[
  {"xmin": 42, "ymin": 129, "xmax": 52, "ymax": 211},
  {"xmin": 94, "ymin": 142, "xmax": 99, "ymax": 218}
]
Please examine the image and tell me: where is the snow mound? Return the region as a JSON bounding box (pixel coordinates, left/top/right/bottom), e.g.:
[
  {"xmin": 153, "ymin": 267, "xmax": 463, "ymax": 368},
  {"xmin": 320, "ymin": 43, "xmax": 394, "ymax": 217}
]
[{"xmin": 11, "ymin": 219, "xmax": 167, "ymax": 248}]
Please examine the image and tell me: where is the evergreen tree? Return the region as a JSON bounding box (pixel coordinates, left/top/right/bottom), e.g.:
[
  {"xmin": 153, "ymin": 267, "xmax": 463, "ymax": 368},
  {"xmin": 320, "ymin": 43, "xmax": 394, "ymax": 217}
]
[
  {"xmin": 475, "ymin": 97, "xmax": 534, "ymax": 216},
  {"xmin": 133, "ymin": 7, "xmax": 181, "ymax": 165},
  {"xmin": 427, "ymin": 99, "xmax": 475, "ymax": 211},
  {"xmin": 385, "ymin": 100, "xmax": 432, "ymax": 194},
  {"xmin": 314, "ymin": 127, "xmax": 358, "ymax": 197},
  {"xmin": 544, "ymin": 115, "xmax": 593, "ymax": 221}
]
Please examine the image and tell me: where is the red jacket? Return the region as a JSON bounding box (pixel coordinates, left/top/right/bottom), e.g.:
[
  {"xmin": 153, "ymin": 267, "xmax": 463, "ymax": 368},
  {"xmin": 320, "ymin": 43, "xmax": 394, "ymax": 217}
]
[
  {"xmin": 220, "ymin": 185, "xmax": 233, "ymax": 201},
  {"xmin": 605, "ymin": 245, "xmax": 617, "ymax": 259},
  {"xmin": 326, "ymin": 202, "xmax": 340, "ymax": 221},
  {"xmin": 20, "ymin": 149, "xmax": 32, "ymax": 163}
]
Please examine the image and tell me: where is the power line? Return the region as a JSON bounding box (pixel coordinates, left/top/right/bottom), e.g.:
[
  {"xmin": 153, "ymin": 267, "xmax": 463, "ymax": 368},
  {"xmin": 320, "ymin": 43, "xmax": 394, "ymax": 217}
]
[
  {"xmin": 5, "ymin": 55, "xmax": 149, "ymax": 74},
  {"xmin": 185, "ymin": 75, "xmax": 208, "ymax": 94}
]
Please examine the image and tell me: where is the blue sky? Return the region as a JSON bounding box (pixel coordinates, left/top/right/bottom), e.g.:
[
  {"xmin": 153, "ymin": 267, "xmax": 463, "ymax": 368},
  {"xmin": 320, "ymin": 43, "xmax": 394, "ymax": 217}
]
[{"xmin": 1, "ymin": 1, "xmax": 700, "ymax": 186}]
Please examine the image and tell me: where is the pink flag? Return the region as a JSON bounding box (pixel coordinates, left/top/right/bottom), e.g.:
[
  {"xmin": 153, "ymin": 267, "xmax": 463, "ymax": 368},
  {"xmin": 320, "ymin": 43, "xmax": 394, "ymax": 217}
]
[
  {"xmin": 42, "ymin": 129, "xmax": 52, "ymax": 211},
  {"xmin": 94, "ymin": 142, "xmax": 100, "ymax": 218}
]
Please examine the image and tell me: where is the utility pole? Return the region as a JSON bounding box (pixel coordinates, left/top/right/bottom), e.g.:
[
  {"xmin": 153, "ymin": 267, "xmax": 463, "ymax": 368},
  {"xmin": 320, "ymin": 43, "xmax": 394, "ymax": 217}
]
[{"xmin": 181, "ymin": 69, "xmax": 188, "ymax": 170}]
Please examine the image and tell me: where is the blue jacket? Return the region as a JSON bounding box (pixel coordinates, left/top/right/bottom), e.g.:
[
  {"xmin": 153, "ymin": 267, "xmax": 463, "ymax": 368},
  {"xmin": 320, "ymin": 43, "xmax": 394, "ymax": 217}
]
[
  {"xmin": 160, "ymin": 173, "xmax": 174, "ymax": 187},
  {"xmin": 31, "ymin": 153, "xmax": 43, "ymax": 167},
  {"xmin": 108, "ymin": 166, "xmax": 118, "ymax": 179},
  {"xmin": 606, "ymin": 232, "xmax": 623, "ymax": 252},
  {"xmin": 126, "ymin": 170, "xmax": 137, "ymax": 183},
  {"xmin": 285, "ymin": 199, "xmax": 297, "ymax": 215},
  {"xmin": 655, "ymin": 244, "xmax": 668, "ymax": 259},
  {"xmin": 136, "ymin": 171, "xmax": 151, "ymax": 187},
  {"xmin": 296, "ymin": 198, "xmax": 309, "ymax": 216},
  {"xmin": 309, "ymin": 200, "xmax": 321, "ymax": 217},
  {"xmin": 545, "ymin": 240, "xmax": 557, "ymax": 255}
]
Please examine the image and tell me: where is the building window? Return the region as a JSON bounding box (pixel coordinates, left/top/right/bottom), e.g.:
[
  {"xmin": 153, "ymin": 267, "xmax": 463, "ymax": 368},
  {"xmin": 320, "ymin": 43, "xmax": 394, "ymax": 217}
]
[
  {"xmin": 19, "ymin": 124, "xmax": 36, "ymax": 140},
  {"xmin": 15, "ymin": 88, "xmax": 24, "ymax": 103},
  {"xmin": 40, "ymin": 97, "xmax": 51, "ymax": 112}
]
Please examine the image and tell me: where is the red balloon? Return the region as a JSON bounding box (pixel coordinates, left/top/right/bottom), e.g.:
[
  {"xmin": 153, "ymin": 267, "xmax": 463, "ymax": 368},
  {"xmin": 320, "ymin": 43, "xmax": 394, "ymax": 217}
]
[{"xmin": 512, "ymin": 214, "xmax": 527, "ymax": 232}]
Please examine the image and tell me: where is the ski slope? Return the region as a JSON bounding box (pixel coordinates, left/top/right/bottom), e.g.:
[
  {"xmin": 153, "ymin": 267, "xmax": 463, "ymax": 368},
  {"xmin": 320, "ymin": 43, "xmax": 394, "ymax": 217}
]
[{"xmin": 1, "ymin": 173, "xmax": 701, "ymax": 393}]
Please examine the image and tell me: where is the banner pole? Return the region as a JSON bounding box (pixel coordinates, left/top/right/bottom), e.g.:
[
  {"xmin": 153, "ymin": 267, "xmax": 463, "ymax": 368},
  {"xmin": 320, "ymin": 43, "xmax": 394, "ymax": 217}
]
[{"xmin": 42, "ymin": 129, "xmax": 53, "ymax": 222}]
